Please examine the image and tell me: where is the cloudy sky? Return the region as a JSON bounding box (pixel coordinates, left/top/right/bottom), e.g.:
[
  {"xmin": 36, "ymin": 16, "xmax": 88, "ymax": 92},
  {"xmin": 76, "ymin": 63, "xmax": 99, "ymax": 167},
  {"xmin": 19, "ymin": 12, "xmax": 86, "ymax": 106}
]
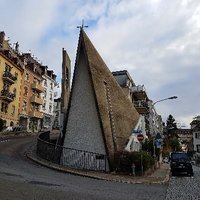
[{"xmin": 0, "ymin": 0, "xmax": 200, "ymax": 127}]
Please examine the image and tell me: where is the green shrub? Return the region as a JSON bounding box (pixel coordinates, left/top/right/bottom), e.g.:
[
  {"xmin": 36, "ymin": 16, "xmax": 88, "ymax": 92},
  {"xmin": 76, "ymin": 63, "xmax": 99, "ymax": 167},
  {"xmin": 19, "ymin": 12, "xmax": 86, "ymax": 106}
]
[
  {"xmin": 129, "ymin": 151, "xmax": 155, "ymax": 171},
  {"xmin": 142, "ymin": 139, "xmax": 154, "ymax": 156},
  {"xmin": 116, "ymin": 151, "xmax": 155, "ymax": 174}
]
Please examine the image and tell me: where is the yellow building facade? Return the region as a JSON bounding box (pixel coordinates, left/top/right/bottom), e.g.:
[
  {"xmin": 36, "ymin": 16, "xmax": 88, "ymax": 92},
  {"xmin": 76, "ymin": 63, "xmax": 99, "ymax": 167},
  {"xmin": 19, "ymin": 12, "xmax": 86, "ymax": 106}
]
[
  {"xmin": 0, "ymin": 31, "xmax": 55, "ymax": 133},
  {"xmin": 0, "ymin": 52, "xmax": 23, "ymax": 127},
  {"xmin": 18, "ymin": 62, "xmax": 44, "ymax": 132}
]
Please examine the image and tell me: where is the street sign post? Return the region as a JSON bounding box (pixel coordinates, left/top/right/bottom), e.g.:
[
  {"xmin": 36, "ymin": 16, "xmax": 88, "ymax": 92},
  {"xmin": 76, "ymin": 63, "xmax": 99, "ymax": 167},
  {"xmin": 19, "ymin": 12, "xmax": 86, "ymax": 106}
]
[
  {"xmin": 137, "ymin": 134, "xmax": 144, "ymax": 142},
  {"xmin": 137, "ymin": 134, "xmax": 144, "ymax": 176}
]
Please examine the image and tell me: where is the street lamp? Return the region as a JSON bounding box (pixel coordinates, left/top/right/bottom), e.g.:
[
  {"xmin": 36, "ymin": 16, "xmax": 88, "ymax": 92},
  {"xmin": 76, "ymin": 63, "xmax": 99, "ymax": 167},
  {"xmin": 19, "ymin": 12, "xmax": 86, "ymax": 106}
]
[
  {"xmin": 152, "ymin": 96, "xmax": 178, "ymax": 160},
  {"xmin": 153, "ymin": 96, "xmax": 178, "ymax": 106}
]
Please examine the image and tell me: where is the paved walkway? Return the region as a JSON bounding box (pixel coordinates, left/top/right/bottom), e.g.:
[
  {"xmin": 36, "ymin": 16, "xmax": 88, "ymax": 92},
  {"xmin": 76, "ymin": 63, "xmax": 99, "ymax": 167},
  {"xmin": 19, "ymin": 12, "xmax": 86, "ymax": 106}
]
[{"xmin": 27, "ymin": 146, "xmax": 170, "ymax": 185}]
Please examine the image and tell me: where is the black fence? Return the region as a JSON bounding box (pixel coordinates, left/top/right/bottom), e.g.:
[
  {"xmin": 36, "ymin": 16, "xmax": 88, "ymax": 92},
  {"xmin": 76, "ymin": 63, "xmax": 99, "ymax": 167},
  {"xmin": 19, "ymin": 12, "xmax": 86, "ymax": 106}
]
[
  {"xmin": 36, "ymin": 131, "xmax": 107, "ymax": 171},
  {"xmin": 36, "ymin": 131, "xmax": 62, "ymax": 164},
  {"xmin": 62, "ymin": 147, "xmax": 107, "ymax": 171}
]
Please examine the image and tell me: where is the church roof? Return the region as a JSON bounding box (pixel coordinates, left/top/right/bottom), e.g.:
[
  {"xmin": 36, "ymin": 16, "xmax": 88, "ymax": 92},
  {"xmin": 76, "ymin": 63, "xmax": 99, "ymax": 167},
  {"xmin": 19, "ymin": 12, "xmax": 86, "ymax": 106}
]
[{"xmin": 63, "ymin": 28, "xmax": 139, "ymax": 168}]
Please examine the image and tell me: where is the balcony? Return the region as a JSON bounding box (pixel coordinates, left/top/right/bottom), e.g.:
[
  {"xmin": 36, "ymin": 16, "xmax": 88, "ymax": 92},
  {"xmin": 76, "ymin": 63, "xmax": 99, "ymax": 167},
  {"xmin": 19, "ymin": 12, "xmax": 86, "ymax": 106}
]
[
  {"xmin": 0, "ymin": 90, "xmax": 15, "ymax": 102},
  {"xmin": 29, "ymin": 110, "xmax": 43, "ymax": 119},
  {"xmin": 31, "ymin": 95, "xmax": 43, "ymax": 105},
  {"xmin": 2, "ymin": 71, "xmax": 17, "ymax": 84},
  {"xmin": 132, "ymin": 85, "xmax": 148, "ymax": 100},
  {"xmin": 134, "ymin": 100, "xmax": 149, "ymax": 114},
  {"xmin": 32, "ymin": 82, "xmax": 44, "ymax": 93}
]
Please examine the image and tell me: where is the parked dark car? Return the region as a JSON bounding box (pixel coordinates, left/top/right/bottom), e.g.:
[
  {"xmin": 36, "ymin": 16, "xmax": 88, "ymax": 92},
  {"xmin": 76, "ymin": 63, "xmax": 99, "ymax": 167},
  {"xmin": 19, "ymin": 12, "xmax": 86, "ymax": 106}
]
[{"xmin": 170, "ymin": 152, "xmax": 193, "ymax": 176}]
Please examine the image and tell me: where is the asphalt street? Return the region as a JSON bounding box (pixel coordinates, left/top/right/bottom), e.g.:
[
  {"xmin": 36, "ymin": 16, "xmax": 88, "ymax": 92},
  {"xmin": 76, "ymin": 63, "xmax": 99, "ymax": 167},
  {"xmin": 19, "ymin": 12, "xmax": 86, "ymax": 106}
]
[
  {"xmin": 2, "ymin": 135, "xmax": 200, "ymax": 200},
  {"xmin": 0, "ymin": 135, "xmax": 168, "ymax": 200}
]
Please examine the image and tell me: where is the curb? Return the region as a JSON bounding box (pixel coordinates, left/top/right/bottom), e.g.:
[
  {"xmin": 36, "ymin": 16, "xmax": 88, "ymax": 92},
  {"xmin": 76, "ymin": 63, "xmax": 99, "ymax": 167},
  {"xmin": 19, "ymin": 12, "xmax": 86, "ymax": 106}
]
[
  {"xmin": 26, "ymin": 152, "xmax": 109, "ymax": 181},
  {"xmin": 26, "ymin": 151, "xmax": 170, "ymax": 185}
]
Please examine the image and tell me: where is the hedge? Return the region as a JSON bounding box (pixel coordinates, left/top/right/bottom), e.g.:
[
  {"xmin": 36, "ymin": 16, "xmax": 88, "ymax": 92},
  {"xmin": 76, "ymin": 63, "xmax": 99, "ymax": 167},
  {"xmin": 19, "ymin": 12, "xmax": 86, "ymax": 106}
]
[{"xmin": 115, "ymin": 150, "xmax": 155, "ymax": 174}]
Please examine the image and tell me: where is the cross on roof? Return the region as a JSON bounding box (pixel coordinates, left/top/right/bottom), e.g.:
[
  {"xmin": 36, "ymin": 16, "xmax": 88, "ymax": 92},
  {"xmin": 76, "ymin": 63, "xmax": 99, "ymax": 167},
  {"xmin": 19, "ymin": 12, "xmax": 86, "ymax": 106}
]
[{"xmin": 77, "ymin": 19, "xmax": 88, "ymax": 29}]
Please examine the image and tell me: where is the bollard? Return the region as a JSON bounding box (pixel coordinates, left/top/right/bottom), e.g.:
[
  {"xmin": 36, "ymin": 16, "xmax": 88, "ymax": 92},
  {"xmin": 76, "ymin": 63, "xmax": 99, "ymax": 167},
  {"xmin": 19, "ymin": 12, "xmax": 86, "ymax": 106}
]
[{"xmin": 132, "ymin": 163, "xmax": 136, "ymax": 176}]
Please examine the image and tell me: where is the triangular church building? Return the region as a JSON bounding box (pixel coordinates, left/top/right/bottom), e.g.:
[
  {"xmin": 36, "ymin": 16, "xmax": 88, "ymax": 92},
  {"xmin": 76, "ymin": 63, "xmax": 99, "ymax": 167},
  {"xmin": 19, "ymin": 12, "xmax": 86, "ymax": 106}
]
[{"xmin": 61, "ymin": 28, "xmax": 139, "ymax": 171}]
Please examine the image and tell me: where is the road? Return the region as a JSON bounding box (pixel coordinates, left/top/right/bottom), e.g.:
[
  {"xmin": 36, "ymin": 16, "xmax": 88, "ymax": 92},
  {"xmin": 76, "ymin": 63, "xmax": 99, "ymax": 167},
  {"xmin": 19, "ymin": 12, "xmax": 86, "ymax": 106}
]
[{"xmin": 0, "ymin": 135, "xmax": 168, "ymax": 200}]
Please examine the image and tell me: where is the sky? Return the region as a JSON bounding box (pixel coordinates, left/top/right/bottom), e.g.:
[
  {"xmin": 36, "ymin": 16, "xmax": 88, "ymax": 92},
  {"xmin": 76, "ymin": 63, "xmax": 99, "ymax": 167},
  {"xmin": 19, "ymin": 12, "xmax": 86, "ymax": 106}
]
[{"xmin": 0, "ymin": 0, "xmax": 200, "ymax": 128}]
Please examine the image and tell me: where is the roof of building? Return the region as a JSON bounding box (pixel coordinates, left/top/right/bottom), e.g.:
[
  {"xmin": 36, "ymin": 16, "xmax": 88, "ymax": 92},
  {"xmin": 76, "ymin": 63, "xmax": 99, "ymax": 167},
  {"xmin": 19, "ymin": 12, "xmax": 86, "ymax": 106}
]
[
  {"xmin": 112, "ymin": 70, "xmax": 134, "ymax": 81},
  {"xmin": 173, "ymin": 129, "xmax": 192, "ymax": 135},
  {"xmin": 62, "ymin": 29, "xmax": 139, "ymax": 168}
]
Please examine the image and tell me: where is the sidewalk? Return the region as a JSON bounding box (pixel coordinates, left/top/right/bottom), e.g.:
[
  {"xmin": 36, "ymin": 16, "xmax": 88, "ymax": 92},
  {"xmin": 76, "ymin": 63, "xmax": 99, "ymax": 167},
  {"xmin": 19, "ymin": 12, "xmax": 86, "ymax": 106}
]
[{"xmin": 26, "ymin": 145, "xmax": 170, "ymax": 185}]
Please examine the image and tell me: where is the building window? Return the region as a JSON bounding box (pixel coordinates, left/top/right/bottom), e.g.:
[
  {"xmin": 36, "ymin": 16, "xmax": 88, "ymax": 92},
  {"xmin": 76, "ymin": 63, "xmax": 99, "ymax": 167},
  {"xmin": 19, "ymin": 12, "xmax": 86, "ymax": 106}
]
[
  {"xmin": 3, "ymin": 83, "xmax": 9, "ymax": 91},
  {"xmin": 1, "ymin": 101, "xmax": 8, "ymax": 113},
  {"xmin": 49, "ymin": 104, "xmax": 52, "ymax": 113},
  {"xmin": 10, "ymin": 121, "xmax": 14, "ymax": 127},
  {"xmin": 42, "ymin": 101, "xmax": 46, "ymax": 110},
  {"xmin": 43, "ymin": 89, "xmax": 47, "ymax": 99},
  {"xmin": 195, "ymin": 132, "xmax": 200, "ymax": 139},
  {"xmin": 25, "ymin": 73, "xmax": 29, "ymax": 81},
  {"xmin": 13, "ymin": 88, "xmax": 16, "ymax": 97},
  {"xmin": 3, "ymin": 120, "xmax": 6, "ymax": 127},
  {"xmin": 44, "ymin": 79, "xmax": 47, "ymax": 87},
  {"xmin": 36, "ymin": 105, "xmax": 39, "ymax": 111},
  {"xmin": 33, "ymin": 78, "xmax": 37, "ymax": 84},
  {"xmin": 30, "ymin": 104, "xmax": 34, "ymax": 111},
  {"xmin": 54, "ymin": 91, "xmax": 58, "ymax": 97},
  {"xmin": 50, "ymin": 82, "xmax": 53, "ymax": 90},
  {"xmin": 5, "ymin": 64, "xmax": 11, "ymax": 72},
  {"xmin": 15, "ymin": 72, "xmax": 18, "ymax": 79},
  {"xmin": 11, "ymin": 105, "xmax": 15, "ymax": 116},
  {"xmin": 23, "ymin": 101, "xmax": 27, "ymax": 112},
  {"xmin": 197, "ymin": 145, "xmax": 200, "ymax": 153},
  {"xmin": 24, "ymin": 87, "xmax": 28, "ymax": 96},
  {"xmin": 50, "ymin": 92, "xmax": 53, "ymax": 101}
]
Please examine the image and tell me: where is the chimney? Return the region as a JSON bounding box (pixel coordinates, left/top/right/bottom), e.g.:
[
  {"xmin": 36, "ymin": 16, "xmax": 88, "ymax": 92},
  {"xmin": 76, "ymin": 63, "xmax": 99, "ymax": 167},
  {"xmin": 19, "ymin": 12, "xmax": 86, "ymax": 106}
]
[{"xmin": 0, "ymin": 31, "xmax": 5, "ymax": 44}]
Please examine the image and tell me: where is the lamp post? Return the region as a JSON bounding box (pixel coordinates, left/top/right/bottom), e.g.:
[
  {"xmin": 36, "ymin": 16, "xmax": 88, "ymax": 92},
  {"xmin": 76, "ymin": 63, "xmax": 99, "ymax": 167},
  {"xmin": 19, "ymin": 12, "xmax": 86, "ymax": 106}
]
[
  {"xmin": 153, "ymin": 96, "xmax": 178, "ymax": 106},
  {"xmin": 152, "ymin": 96, "xmax": 178, "ymax": 160}
]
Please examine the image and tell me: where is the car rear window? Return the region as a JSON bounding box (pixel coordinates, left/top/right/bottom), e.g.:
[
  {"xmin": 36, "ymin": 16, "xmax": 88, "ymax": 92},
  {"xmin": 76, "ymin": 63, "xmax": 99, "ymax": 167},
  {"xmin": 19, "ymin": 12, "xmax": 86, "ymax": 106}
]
[{"xmin": 171, "ymin": 153, "xmax": 189, "ymax": 161}]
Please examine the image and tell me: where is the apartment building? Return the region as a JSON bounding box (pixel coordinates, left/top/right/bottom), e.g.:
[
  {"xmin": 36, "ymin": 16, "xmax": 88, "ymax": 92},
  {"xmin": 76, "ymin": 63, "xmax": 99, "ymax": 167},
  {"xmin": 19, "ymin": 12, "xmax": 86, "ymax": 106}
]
[
  {"xmin": 112, "ymin": 70, "xmax": 135, "ymax": 102},
  {"xmin": 0, "ymin": 31, "xmax": 24, "ymax": 128},
  {"xmin": 19, "ymin": 53, "xmax": 44, "ymax": 132},
  {"xmin": 0, "ymin": 31, "xmax": 57, "ymax": 133},
  {"xmin": 112, "ymin": 70, "xmax": 164, "ymax": 138},
  {"xmin": 40, "ymin": 66, "xmax": 57, "ymax": 130},
  {"xmin": 191, "ymin": 116, "xmax": 200, "ymax": 157},
  {"xmin": 53, "ymin": 97, "xmax": 61, "ymax": 129}
]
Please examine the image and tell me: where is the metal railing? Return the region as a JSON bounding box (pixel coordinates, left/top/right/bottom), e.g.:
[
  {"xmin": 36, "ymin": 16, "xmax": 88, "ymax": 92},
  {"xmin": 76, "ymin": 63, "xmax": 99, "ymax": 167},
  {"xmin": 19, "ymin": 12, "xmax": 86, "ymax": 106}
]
[
  {"xmin": 62, "ymin": 147, "xmax": 107, "ymax": 171},
  {"xmin": 0, "ymin": 90, "xmax": 15, "ymax": 101},
  {"xmin": 36, "ymin": 131, "xmax": 107, "ymax": 171},
  {"xmin": 3, "ymin": 71, "xmax": 17, "ymax": 82}
]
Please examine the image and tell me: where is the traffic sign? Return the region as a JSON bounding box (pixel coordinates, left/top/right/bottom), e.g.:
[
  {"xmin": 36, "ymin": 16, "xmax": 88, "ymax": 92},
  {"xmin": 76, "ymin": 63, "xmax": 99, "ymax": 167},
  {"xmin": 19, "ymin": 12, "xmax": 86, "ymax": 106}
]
[
  {"xmin": 137, "ymin": 134, "xmax": 144, "ymax": 142},
  {"xmin": 155, "ymin": 132, "xmax": 162, "ymax": 139},
  {"xmin": 132, "ymin": 129, "xmax": 142, "ymax": 134},
  {"xmin": 155, "ymin": 139, "xmax": 162, "ymax": 148}
]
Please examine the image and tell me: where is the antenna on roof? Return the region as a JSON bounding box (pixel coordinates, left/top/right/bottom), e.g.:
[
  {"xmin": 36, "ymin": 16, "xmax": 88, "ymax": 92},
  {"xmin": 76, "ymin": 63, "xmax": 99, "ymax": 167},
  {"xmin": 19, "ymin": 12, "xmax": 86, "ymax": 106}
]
[{"xmin": 77, "ymin": 19, "xmax": 88, "ymax": 29}]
